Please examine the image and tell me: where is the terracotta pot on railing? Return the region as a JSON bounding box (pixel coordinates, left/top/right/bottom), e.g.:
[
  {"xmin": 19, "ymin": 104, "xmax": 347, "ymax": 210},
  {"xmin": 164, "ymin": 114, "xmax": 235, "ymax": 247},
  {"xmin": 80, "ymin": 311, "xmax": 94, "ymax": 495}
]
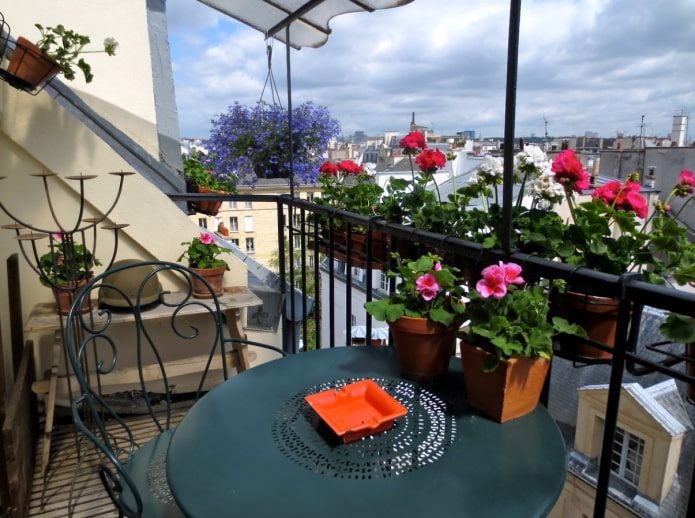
[
  {"xmin": 7, "ymin": 37, "xmax": 61, "ymax": 90},
  {"xmin": 190, "ymin": 187, "xmax": 226, "ymax": 217},
  {"xmin": 313, "ymin": 228, "xmax": 390, "ymax": 270},
  {"xmin": 553, "ymin": 291, "xmax": 624, "ymax": 359}
]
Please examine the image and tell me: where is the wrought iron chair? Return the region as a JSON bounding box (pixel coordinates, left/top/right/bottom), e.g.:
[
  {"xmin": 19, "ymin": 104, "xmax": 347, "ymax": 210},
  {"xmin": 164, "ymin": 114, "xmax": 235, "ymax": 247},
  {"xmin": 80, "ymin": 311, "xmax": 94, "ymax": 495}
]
[{"xmin": 64, "ymin": 260, "xmax": 286, "ymax": 517}]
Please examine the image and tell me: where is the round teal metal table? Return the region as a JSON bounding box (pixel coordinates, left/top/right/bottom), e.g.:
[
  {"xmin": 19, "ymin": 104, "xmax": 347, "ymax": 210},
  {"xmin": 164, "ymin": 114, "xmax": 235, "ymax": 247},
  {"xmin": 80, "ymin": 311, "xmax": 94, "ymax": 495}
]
[{"xmin": 166, "ymin": 346, "xmax": 566, "ymax": 517}]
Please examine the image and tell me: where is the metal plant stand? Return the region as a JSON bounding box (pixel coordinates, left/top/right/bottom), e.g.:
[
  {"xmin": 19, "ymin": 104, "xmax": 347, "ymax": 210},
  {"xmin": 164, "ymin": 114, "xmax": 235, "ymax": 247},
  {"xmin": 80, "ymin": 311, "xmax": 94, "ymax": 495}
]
[{"xmin": 0, "ymin": 171, "xmax": 132, "ymax": 513}]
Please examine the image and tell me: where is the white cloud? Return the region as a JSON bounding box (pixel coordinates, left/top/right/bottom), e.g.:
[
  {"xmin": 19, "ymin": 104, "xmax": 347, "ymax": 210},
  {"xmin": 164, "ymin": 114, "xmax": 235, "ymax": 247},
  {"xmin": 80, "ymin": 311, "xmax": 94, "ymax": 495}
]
[{"xmin": 167, "ymin": 0, "xmax": 695, "ymax": 141}]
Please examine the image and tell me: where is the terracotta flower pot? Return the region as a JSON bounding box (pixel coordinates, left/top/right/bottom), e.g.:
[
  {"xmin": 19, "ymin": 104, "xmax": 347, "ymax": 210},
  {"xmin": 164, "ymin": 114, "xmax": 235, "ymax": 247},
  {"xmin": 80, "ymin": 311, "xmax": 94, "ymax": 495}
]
[
  {"xmin": 191, "ymin": 187, "xmax": 226, "ymax": 216},
  {"xmin": 315, "ymin": 228, "xmax": 390, "ymax": 269},
  {"xmin": 553, "ymin": 291, "xmax": 624, "ymax": 359},
  {"xmin": 460, "ymin": 343, "xmax": 550, "ymax": 423},
  {"xmin": 7, "ymin": 37, "xmax": 61, "ymax": 90},
  {"xmin": 51, "ymin": 279, "xmax": 91, "ymax": 315},
  {"xmin": 387, "ymin": 316, "xmax": 458, "ymax": 382},
  {"xmin": 191, "ymin": 266, "xmax": 226, "ymax": 298}
]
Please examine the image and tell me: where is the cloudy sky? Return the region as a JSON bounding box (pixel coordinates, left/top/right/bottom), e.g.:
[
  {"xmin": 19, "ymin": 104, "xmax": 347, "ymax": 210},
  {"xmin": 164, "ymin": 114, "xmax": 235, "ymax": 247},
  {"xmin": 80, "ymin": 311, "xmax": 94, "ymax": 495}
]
[{"xmin": 166, "ymin": 0, "xmax": 695, "ymax": 142}]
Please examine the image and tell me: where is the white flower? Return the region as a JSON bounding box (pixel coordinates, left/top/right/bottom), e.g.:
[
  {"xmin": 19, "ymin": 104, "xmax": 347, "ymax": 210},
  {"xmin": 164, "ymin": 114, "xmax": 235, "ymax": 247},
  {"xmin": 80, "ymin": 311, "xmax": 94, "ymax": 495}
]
[{"xmin": 104, "ymin": 37, "xmax": 119, "ymax": 56}]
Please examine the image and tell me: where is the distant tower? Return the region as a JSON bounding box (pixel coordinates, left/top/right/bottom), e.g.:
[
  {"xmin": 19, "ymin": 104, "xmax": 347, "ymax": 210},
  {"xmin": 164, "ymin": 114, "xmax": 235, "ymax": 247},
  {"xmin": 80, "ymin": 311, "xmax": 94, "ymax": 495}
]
[{"xmin": 671, "ymin": 110, "xmax": 688, "ymax": 147}]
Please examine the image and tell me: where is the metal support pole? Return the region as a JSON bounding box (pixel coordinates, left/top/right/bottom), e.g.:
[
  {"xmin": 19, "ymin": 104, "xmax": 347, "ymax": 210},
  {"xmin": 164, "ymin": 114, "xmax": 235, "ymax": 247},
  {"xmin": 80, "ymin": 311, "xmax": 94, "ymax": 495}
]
[{"xmin": 502, "ymin": 0, "xmax": 522, "ymax": 252}]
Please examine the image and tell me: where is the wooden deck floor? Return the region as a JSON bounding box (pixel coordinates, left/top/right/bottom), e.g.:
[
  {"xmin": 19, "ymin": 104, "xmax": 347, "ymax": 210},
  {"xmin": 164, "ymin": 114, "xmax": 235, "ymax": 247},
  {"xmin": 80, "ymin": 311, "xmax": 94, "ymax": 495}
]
[{"xmin": 29, "ymin": 407, "xmax": 189, "ymax": 518}]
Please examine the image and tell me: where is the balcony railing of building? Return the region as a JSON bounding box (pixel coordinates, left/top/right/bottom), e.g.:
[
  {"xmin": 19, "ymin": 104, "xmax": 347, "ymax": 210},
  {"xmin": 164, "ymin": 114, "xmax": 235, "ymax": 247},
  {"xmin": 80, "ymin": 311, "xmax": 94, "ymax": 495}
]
[{"xmin": 172, "ymin": 190, "xmax": 695, "ymax": 518}]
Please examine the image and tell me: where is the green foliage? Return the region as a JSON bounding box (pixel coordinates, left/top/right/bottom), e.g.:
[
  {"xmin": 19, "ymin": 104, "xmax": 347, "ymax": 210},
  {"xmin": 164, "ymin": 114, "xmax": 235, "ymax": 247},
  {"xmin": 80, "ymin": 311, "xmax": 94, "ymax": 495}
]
[
  {"xmin": 38, "ymin": 233, "xmax": 101, "ymax": 287},
  {"xmin": 364, "ymin": 253, "xmax": 466, "ymax": 327},
  {"xmin": 178, "ymin": 233, "xmax": 230, "ymax": 269},
  {"xmin": 183, "ymin": 153, "xmax": 238, "ymax": 193},
  {"xmin": 314, "ymin": 161, "xmax": 383, "ymax": 224},
  {"xmin": 459, "ymin": 262, "xmax": 586, "ymax": 372},
  {"xmin": 35, "ymin": 23, "xmax": 117, "ymax": 83},
  {"xmin": 660, "ymin": 312, "xmax": 695, "ymax": 343}
]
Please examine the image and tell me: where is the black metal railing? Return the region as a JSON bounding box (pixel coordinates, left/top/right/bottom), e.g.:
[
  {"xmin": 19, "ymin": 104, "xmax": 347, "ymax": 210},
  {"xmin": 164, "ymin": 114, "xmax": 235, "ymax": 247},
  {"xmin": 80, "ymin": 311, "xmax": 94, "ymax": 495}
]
[{"xmin": 172, "ymin": 190, "xmax": 695, "ymax": 518}]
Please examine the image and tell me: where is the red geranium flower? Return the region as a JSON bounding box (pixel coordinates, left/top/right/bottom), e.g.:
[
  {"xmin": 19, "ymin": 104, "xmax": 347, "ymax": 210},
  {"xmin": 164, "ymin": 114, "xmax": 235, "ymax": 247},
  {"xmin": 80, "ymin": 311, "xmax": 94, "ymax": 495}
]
[
  {"xmin": 399, "ymin": 131, "xmax": 427, "ymax": 154},
  {"xmin": 551, "ymin": 149, "xmax": 589, "ymax": 193},
  {"xmin": 318, "ymin": 161, "xmax": 339, "ymax": 176},
  {"xmin": 592, "ymin": 181, "xmax": 647, "ymax": 218},
  {"xmin": 415, "ymin": 148, "xmax": 447, "ymax": 175},
  {"xmin": 336, "ymin": 160, "xmax": 364, "ymax": 175}
]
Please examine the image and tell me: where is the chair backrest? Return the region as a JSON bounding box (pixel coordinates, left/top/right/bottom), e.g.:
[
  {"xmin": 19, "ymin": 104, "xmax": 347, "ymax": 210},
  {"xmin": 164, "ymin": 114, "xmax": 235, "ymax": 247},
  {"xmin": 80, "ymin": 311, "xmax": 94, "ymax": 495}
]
[{"xmin": 64, "ymin": 260, "xmax": 244, "ymax": 517}]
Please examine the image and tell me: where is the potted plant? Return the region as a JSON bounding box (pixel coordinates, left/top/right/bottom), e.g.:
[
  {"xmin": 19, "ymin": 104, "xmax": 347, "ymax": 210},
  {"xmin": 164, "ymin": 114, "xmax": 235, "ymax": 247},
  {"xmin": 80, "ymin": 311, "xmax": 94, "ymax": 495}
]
[
  {"xmin": 38, "ymin": 232, "xmax": 102, "ymax": 314},
  {"xmin": 458, "ymin": 261, "xmax": 586, "ymax": 422},
  {"xmin": 312, "ymin": 159, "xmax": 387, "ymax": 268},
  {"xmin": 8, "ymin": 23, "xmax": 117, "ymax": 89},
  {"xmin": 381, "ymin": 131, "xmax": 456, "ymax": 236},
  {"xmin": 183, "ymin": 152, "xmax": 238, "ymax": 216},
  {"xmin": 551, "ymin": 155, "xmax": 695, "ymax": 357},
  {"xmin": 178, "ymin": 232, "xmax": 230, "ymax": 298},
  {"xmin": 204, "ymin": 101, "xmax": 340, "ymax": 185},
  {"xmin": 364, "ymin": 253, "xmax": 466, "ymax": 381}
]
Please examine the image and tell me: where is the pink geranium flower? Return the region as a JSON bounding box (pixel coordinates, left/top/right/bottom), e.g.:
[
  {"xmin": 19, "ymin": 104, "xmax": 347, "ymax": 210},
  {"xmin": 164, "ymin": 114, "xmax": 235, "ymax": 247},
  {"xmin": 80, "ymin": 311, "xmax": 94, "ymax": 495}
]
[
  {"xmin": 476, "ymin": 269, "xmax": 507, "ymax": 299},
  {"xmin": 416, "ymin": 273, "xmax": 441, "ymax": 301},
  {"xmin": 199, "ymin": 232, "xmax": 215, "ymax": 245},
  {"xmin": 502, "ymin": 263, "xmax": 524, "ymax": 285},
  {"xmin": 678, "ymin": 169, "xmax": 695, "ymax": 195}
]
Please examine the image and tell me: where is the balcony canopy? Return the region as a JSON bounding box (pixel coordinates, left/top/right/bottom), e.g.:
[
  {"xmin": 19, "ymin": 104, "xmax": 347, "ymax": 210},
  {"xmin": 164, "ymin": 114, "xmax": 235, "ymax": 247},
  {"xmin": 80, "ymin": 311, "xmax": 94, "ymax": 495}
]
[{"xmin": 196, "ymin": 0, "xmax": 414, "ymax": 49}]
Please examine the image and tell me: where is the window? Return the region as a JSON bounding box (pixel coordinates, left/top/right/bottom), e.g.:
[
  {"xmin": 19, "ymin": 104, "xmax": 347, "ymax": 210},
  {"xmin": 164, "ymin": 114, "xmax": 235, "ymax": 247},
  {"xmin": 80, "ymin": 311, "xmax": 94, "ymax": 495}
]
[
  {"xmin": 379, "ymin": 271, "xmax": 390, "ymax": 292},
  {"xmin": 198, "ymin": 218, "xmax": 207, "ymax": 229},
  {"xmin": 245, "ymin": 200, "xmax": 253, "ymax": 209},
  {"xmin": 307, "ymin": 193, "xmax": 315, "ymax": 202},
  {"xmin": 610, "ymin": 426, "xmax": 644, "ymax": 486},
  {"xmin": 244, "ymin": 216, "xmax": 254, "ymax": 232},
  {"xmin": 228, "ymin": 201, "xmax": 237, "ymax": 209},
  {"xmin": 230, "ymin": 238, "xmax": 239, "ymax": 247},
  {"xmin": 229, "ymin": 217, "xmax": 238, "ymax": 232},
  {"xmin": 293, "ymin": 236, "xmax": 302, "ymax": 250},
  {"xmin": 351, "ymin": 267, "xmax": 364, "ymax": 282},
  {"xmin": 292, "ymin": 213, "xmax": 302, "ymax": 227},
  {"xmin": 246, "ymin": 238, "xmax": 255, "ymax": 253}
]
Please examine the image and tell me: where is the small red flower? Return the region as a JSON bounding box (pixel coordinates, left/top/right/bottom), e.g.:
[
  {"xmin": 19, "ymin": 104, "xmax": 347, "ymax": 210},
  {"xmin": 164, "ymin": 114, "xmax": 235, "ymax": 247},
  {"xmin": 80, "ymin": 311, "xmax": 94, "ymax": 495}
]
[
  {"xmin": 336, "ymin": 160, "xmax": 364, "ymax": 175},
  {"xmin": 319, "ymin": 161, "xmax": 339, "ymax": 176},
  {"xmin": 592, "ymin": 181, "xmax": 648, "ymax": 218},
  {"xmin": 415, "ymin": 148, "xmax": 447, "ymax": 174},
  {"xmin": 399, "ymin": 131, "xmax": 427, "ymax": 154},
  {"xmin": 551, "ymin": 149, "xmax": 589, "ymax": 193}
]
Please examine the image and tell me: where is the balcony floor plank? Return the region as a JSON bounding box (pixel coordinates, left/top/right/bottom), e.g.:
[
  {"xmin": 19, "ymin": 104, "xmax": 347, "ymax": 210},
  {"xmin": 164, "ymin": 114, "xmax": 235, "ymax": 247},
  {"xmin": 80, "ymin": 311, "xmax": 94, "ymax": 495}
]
[{"xmin": 28, "ymin": 406, "xmax": 190, "ymax": 518}]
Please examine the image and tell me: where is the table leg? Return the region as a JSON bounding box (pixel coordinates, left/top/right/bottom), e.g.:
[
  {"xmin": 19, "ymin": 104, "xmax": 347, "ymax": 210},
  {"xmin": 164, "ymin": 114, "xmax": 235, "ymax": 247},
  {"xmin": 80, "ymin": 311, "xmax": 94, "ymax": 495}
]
[{"xmin": 223, "ymin": 308, "xmax": 251, "ymax": 373}]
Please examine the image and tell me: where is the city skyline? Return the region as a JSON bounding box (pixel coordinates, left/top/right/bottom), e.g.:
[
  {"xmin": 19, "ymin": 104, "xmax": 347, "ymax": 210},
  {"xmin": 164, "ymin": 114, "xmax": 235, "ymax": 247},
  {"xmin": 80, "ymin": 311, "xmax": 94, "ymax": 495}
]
[{"xmin": 167, "ymin": 0, "xmax": 695, "ymax": 141}]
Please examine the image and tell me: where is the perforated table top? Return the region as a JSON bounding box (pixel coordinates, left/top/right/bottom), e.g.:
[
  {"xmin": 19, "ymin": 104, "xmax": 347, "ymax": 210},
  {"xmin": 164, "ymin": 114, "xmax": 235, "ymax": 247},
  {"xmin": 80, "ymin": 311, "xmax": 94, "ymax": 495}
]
[{"xmin": 167, "ymin": 346, "xmax": 566, "ymax": 518}]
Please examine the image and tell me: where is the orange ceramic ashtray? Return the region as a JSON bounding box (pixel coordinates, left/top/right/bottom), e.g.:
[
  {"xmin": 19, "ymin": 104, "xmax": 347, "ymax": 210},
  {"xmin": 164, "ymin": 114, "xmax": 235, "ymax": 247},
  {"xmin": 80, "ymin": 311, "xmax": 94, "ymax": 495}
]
[{"xmin": 304, "ymin": 379, "xmax": 408, "ymax": 443}]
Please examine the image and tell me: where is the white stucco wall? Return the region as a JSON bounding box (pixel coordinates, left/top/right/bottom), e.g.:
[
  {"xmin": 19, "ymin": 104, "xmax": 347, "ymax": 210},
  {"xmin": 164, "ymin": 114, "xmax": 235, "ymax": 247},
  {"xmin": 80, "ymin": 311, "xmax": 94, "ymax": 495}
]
[{"xmin": 0, "ymin": 1, "xmax": 248, "ymax": 383}]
